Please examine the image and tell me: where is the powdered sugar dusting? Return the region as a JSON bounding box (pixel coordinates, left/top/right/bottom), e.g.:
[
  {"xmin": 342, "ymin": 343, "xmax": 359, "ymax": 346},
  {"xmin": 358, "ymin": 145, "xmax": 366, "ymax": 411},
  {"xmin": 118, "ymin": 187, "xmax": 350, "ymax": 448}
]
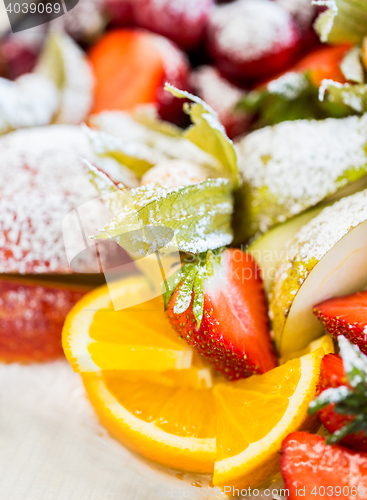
[
  {"xmin": 0, "ymin": 74, "xmax": 58, "ymax": 135},
  {"xmin": 275, "ymin": 189, "xmax": 367, "ymax": 283},
  {"xmin": 90, "ymin": 111, "xmax": 221, "ymax": 172},
  {"xmin": 236, "ymin": 114, "xmax": 367, "ymax": 234},
  {"xmin": 134, "ymin": 0, "xmax": 213, "ymax": 49},
  {"xmin": 208, "ymin": 0, "xmax": 297, "ymax": 63},
  {"xmin": 0, "ymin": 125, "xmax": 99, "ymax": 274}
]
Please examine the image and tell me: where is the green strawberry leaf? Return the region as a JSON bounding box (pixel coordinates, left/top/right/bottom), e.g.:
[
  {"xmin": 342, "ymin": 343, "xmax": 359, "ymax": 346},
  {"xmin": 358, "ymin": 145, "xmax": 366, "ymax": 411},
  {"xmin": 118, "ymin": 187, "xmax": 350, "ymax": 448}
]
[
  {"xmin": 174, "ymin": 268, "xmax": 197, "ymax": 315},
  {"xmin": 193, "ymin": 268, "xmax": 205, "ymax": 329},
  {"xmin": 315, "ymin": 0, "xmax": 367, "ymax": 44},
  {"xmin": 162, "ymin": 263, "xmax": 196, "ymax": 310},
  {"xmin": 165, "ymin": 84, "xmax": 239, "ymax": 187},
  {"xmin": 162, "ymin": 249, "xmax": 222, "ymax": 325},
  {"xmin": 92, "ymin": 178, "xmax": 234, "ymax": 255}
]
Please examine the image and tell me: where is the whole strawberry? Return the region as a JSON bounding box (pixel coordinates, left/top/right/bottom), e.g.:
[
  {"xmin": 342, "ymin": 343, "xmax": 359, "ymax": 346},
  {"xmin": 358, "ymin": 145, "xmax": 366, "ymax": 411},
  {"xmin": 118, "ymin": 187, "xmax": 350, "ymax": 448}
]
[
  {"xmin": 309, "ymin": 337, "xmax": 367, "ymax": 451},
  {"xmin": 164, "ymin": 248, "xmax": 278, "ymax": 380}
]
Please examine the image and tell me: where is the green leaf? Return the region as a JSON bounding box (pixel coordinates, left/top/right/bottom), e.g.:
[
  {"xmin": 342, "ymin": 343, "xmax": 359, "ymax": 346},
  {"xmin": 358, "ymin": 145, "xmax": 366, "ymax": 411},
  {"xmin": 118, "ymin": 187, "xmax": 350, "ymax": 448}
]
[
  {"xmin": 237, "ymin": 72, "xmax": 350, "ymax": 129},
  {"xmin": 165, "ymin": 84, "xmax": 239, "ymax": 187},
  {"xmin": 315, "ymin": 0, "xmax": 367, "ymax": 44},
  {"xmin": 92, "ymin": 178, "xmax": 234, "ymax": 255}
]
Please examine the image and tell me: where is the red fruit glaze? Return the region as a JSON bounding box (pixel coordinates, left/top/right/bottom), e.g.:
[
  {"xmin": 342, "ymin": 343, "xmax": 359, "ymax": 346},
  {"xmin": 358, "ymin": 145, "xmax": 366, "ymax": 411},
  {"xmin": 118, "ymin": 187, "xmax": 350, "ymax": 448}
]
[
  {"xmin": 314, "ymin": 291, "xmax": 367, "ymax": 355},
  {"xmin": 166, "ymin": 249, "xmax": 278, "ymax": 380},
  {"xmin": 190, "ymin": 65, "xmax": 250, "ymax": 139},
  {"xmin": 0, "ymin": 278, "xmax": 89, "ymax": 363},
  {"xmin": 133, "ymin": 0, "xmax": 214, "ymax": 51},
  {"xmin": 318, "ymin": 354, "xmax": 367, "ymax": 452},
  {"xmin": 281, "ymin": 432, "xmax": 367, "ymax": 499},
  {"xmin": 207, "ymin": 0, "xmax": 301, "ymax": 82}
]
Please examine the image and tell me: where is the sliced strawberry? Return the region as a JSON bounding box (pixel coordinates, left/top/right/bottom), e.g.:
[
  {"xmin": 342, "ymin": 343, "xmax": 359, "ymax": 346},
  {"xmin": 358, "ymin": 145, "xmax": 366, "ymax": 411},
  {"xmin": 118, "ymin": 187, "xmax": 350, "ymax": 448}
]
[
  {"xmin": 318, "ymin": 353, "xmax": 348, "ymax": 390},
  {"xmin": 88, "ymin": 29, "xmax": 190, "ymax": 123},
  {"xmin": 166, "ymin": 249, "xmax": 278, "ymax": 380},
  {"xmin": 0, "ymin": 278, "xmax": 89, "ymax": 363},
  {"xmin": 316, "ymin": 353, "xmax": 367, "ymax": 452},
  {"xmin": 206, "ymin": 0, "xmax": 301, "ymax": 82},
  {"xmin": 281, "ymin": 432, "xmax": 367, "ymax": 500},
  {"xmin": 314, "ymin": 291, "xmax": 367, "ymax": 355}
]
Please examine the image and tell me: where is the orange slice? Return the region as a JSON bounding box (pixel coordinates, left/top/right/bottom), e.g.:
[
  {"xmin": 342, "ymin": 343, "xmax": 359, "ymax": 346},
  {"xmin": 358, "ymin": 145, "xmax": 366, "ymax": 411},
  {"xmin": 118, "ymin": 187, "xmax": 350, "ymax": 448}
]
[{"xmin": 63, "ymin": 276, "xmax": 325, "ymax": 479}]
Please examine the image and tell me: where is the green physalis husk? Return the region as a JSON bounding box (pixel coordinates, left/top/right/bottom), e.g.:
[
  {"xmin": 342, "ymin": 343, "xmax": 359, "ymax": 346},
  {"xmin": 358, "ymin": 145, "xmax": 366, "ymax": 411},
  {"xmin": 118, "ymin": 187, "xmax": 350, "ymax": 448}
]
[
  {"xmin": 309, "ymin": 336, "xmax": 367, "ymax": 445},
  {"xmin": 89, "ymin": 161, "xmax": 234, "ymax": 256},
  {"xmin": 88, "ymin": 85, "xmax": 240, "ymax": 186},
  {"xmin": 165, "ymin": 84, "xmax": 239, "ymax": 187},
  {"xmin": 162, "ymin": 249, "xmax": 222, "ymax": 328},
  {"xmin": 315, "ymin": 0, "xmax": 367, "ymax": 44}
]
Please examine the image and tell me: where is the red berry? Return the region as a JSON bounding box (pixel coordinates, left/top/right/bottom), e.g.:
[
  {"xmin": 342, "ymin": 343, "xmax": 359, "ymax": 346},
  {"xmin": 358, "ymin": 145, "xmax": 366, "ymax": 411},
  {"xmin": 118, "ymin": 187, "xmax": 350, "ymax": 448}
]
[
  {"xmin": 0, "ymin": 31, "xmax": 45, "ymax": 79},
  {"xmin": 166, "ymin": 249, "xmax": 278, "ymax": 380},
  {"xmin": 133, "ymin": 0, "xmax": 214, "ymax": 51},
  {"xmin": 317, "ymin": 354, "xmax": 367, "ymax": 452},
  {"xmin": 190, "ymin": 65, "xmax": 250, "ymax": 139},
  {"xmin": 103, "ymin": 0, "xmax": 134, "ymax": 25},
  {"xmin": 281, "ymin": 432, "xmax": 367, "ymax": 500},
  {"xmin": 207, "ymin": 0, "xmax": 301, "ymax": 82},
  {"xmin": 314, "ymin": 291, "xmax": 367, "ymax": 355}
]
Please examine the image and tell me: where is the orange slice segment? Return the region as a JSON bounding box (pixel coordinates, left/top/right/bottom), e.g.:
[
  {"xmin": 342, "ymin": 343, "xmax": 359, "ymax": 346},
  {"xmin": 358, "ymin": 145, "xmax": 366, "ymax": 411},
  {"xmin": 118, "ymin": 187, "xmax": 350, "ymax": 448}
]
[
  {"xmin": 83, "ymin": 370, "xmax": 217, "ymax": 473},
  {"xmin": 62, "ymin": 276, "xmax": 193, "ymax": 373},
  {"xmin": 213, "ymin": 349, "xmax": 324, "ymax": 490}
]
